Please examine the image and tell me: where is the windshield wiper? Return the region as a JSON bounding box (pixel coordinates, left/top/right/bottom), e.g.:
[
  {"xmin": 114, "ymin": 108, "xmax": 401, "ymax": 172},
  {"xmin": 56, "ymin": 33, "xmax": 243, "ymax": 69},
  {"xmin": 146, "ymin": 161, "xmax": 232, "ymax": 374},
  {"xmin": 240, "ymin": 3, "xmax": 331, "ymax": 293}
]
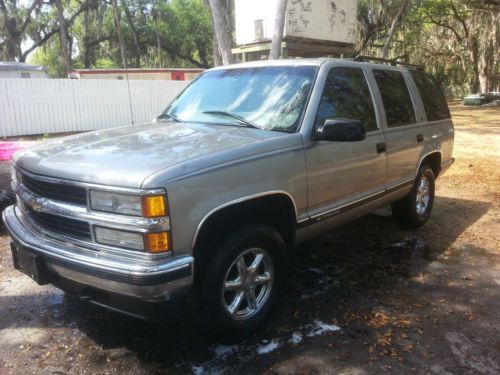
[
  {"xmin": 156, "ymin": 112, "xmax": 184, "ymax": 123},
  {"xmin": 202, "ymin": 111, "xmax": 263, "ymax": 130}
]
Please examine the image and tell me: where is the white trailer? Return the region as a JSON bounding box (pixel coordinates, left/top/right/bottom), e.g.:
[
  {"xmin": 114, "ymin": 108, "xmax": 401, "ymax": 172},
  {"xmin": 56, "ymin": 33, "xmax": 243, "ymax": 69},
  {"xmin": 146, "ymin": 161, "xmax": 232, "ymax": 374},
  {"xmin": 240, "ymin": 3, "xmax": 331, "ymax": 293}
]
[{"xmin": 0, "ymin": 62, "xmax": 49, "ymax": 79}]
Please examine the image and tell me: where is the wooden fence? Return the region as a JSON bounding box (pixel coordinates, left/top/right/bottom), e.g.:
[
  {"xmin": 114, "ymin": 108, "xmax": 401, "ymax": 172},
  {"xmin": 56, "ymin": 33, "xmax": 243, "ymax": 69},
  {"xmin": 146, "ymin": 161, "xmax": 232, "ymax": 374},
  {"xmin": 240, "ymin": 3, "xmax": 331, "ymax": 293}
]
[{"xmin": 0, "ymin": 78, "xmax": 189, "ymax": 137}]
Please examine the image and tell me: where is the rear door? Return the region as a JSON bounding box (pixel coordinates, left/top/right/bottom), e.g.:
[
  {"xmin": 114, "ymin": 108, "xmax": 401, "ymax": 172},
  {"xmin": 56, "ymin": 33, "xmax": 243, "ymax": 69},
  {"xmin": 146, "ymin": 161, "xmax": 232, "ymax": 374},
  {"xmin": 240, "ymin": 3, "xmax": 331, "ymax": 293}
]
[
  {"xmin": 370, "ymin": 68, "xmax": 423, "ymax": 189},
  {"xmin": 305, "ymin": 65, "xmax": 388, "ymax": 218}
]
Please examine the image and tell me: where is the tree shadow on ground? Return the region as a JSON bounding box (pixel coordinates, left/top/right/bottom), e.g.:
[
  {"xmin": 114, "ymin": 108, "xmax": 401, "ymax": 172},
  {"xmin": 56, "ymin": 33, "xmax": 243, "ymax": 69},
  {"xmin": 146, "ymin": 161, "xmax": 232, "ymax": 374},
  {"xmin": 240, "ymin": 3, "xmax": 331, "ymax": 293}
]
[{"xmin": 0, "ymin": 195, "xmax": 495, "ymax": 374}]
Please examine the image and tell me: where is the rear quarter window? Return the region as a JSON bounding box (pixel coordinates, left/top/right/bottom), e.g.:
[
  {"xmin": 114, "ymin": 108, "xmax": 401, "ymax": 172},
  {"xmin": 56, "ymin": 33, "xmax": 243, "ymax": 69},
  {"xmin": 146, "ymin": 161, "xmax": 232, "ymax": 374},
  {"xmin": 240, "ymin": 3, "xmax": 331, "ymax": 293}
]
[
  {"xmin": 373, "ymin": 69, "xmax": 416, "ymax": 127},
  {"xmin": 410, "ymin": 70, "xmax": 451, "ymax": 121}
]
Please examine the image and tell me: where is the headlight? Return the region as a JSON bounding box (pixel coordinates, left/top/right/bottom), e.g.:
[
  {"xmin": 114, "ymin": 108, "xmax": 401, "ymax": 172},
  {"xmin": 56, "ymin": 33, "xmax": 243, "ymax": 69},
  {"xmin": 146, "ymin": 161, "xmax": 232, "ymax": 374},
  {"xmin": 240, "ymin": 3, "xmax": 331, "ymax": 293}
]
[{"xmin": 90, "ymin": 190, "xmax": 167, "ymax": 217}]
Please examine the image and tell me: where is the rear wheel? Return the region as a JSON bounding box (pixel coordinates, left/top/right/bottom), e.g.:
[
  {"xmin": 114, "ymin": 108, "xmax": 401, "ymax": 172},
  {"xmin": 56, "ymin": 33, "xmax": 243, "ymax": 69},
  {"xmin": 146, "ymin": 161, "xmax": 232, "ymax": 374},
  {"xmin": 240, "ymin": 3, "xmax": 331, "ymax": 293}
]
[
  {"xmin": 196, "ymin": 225, "xmax": 286, "ymax": 342},
  {"xmin": 391, "ymin": 165, "xmax": 435, "ymax": 230}
]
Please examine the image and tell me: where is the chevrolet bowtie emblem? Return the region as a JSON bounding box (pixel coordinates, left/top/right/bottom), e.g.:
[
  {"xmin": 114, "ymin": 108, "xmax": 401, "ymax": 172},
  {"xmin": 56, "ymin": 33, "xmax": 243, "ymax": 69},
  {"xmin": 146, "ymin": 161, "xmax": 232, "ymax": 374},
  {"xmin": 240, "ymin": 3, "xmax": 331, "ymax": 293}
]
[{"xmin": 28, "ymin": 200, "xmax": 44, "ymax": 212}]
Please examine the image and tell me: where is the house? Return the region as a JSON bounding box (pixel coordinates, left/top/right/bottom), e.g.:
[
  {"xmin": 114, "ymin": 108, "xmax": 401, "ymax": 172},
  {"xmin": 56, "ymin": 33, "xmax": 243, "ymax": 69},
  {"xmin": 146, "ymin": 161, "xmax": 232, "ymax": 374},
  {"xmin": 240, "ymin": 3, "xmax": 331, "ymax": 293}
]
[
  {"xmin": 68, "ymin": 68, "xmax": 204, "ymax": 81},
  {"xmin": 0, "ymin": 62, "xmax": 49, "ymax": 78},
  {"xmin": 233, "ymin": 0, "xmax": 358, "ymax": 61}
]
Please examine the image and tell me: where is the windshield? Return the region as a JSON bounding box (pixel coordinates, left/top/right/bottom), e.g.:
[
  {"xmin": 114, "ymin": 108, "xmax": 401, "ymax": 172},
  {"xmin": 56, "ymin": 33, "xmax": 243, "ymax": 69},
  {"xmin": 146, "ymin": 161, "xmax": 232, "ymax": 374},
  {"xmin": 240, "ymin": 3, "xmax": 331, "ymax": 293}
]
[{"xmin": 163, "ymin": 66, "xmax": 318, "ymax": 132}]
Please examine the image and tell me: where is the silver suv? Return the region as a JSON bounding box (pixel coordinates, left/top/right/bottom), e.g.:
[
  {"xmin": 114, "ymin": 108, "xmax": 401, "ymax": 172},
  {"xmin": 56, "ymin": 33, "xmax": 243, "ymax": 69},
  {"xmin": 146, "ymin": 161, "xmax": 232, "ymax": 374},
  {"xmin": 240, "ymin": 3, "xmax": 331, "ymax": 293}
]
[{"xmin": 4, "ymin": 58, "xmax": 454, "ymax": 340}]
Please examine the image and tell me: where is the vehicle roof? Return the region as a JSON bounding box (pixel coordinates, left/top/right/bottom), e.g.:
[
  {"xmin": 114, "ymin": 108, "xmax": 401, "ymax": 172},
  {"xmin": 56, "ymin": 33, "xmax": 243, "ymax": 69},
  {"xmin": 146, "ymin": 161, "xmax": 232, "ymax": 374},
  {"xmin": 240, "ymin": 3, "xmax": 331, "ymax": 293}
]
[{"xmin": 208, "ymin": 58, "xmax": 420, "ymax": 72}]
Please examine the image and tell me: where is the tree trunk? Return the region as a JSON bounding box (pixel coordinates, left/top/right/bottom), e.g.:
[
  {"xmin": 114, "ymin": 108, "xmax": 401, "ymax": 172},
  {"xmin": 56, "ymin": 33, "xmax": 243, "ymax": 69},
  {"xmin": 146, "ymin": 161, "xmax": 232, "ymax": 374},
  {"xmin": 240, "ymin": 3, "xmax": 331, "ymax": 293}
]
[
  {"xmin": 153, "ymin": 15, "xmax": 162, "ymax": 67},
  {"xmin": 484, "ymin": 12, "xmax": 500, "ymax": 92},
  {"xmin": 202, "ymin": 0, "xmax": 221, "ymax": 66},
  {"xmin": 54, "ymin": 0, "xmax": 71, "ymax": 73},
  {"xmin": 381, "ymin": 0, "xmax": 410, "ymax": 59},
  {"xmin": 212, "ymin": 35, "xmax": 222, "ymax": 66},
  {"xmin": 111, "ymin": 0, "xmax": 127, "ymax": 68},
  {"xmin": 207, "ymin": 0, "xmax": 233, "ymax": 65},
  {"xmin": 122, "ymin": 0, "xmax": 141, "ymax": 67},
  {"xmin": 5, "ymin": 18, "xmax": 21, "ymax": 61},
  {"xmin": 470, "ymin": 35, "xmax": 480, "ymax": 93},
  {"xmin": 269, "ymin": 0, "xmax": 287, "ymax": 60},
  {"xmin": 82, "ymin": 7, "xmax": 92, "ymax": 68}
]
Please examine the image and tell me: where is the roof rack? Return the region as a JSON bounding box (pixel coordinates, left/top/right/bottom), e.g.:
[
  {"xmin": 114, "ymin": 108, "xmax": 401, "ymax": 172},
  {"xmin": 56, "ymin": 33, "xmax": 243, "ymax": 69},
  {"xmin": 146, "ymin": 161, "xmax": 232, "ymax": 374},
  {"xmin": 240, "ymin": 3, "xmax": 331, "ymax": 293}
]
[{"xmin": 352, "ymin": 55, "xmax": 424, "ymax": 71}]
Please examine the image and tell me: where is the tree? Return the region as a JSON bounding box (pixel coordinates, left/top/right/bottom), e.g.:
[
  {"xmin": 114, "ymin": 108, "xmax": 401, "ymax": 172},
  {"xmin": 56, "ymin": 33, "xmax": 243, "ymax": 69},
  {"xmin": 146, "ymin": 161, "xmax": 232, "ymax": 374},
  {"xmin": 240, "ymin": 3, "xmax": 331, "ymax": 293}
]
[
  {"xmin": 381, "ymin": 0, "xmax": 411, "ymax": 58},
  {"xmin": 357, "ymin": 0, "xmax": 499, "ymax": 94},
  {"xmin": 111, "ymin": 0, "xmax": 126, "ymax": 68},
  {"xmin": 0, "ymin": 0, "xmax": 45, "ymax": 61},
  {"xmin": 207, "ymin": 0, "xmax": 233, "ymax": 65},
  {"xmin": 269, "ymin": 0, "xmax": 287, "ymax": 60},
  {"xmin": 53, "ymin": 0, "xmax": 71, "ymax": 72}
]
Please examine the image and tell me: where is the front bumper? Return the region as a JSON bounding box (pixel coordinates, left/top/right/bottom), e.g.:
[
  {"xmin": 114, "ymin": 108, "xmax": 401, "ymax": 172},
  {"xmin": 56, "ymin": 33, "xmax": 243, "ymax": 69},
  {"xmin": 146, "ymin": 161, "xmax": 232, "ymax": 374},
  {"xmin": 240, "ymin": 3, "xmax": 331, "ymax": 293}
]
[{"xmin": 3, "ymin": 205, "xmax": 193, "ymax": 304}]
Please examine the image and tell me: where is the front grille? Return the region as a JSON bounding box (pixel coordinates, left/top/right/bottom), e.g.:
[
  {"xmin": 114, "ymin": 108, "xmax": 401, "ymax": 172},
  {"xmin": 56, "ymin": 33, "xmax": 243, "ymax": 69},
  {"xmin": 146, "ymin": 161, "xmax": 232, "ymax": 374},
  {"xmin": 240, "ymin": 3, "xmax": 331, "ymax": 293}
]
[
  {"xmin": 21, "ymin": 173, "xmax": 87, "ymax": 206},
  {"xmin": 25, "ymin": 206, "xmax": 91, "ymax": 241}
]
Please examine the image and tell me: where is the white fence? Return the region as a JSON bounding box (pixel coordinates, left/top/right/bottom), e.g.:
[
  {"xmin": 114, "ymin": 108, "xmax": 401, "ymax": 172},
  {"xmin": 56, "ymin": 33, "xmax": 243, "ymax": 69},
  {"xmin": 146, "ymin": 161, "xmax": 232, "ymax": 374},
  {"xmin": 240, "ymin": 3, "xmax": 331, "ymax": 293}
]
[{"xmin": 0, "ymin": 78, "xmax": 189, "ymax": 137}]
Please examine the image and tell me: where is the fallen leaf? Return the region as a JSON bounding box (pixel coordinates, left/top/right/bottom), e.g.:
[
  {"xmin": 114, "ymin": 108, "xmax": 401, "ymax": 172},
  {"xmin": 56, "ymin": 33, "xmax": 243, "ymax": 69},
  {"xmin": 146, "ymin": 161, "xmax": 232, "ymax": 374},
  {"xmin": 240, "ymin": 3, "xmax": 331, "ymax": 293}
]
[{"xmin": 402, "ymin": 344, "xmax": 414, "ymax": 352}]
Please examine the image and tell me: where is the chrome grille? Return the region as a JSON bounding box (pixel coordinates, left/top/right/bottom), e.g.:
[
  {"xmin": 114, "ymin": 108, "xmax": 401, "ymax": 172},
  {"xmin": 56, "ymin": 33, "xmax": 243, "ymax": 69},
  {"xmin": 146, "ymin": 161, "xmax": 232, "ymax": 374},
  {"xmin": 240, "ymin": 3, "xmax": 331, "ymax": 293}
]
[
  {"xmin": 25, "ymin": 205, "xmax": 91, "ymax": 241},
  {"xmin": 21, "ymin": 172, "xmax": 87, "ymax": 206}
]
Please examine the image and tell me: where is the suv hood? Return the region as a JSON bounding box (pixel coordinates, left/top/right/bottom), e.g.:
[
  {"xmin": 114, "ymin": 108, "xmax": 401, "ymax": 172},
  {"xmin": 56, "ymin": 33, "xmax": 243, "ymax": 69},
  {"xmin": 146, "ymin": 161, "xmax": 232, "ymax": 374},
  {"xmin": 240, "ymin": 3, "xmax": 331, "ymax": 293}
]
[{"xmin": 14, "ymin": 122, "xmax": 286, "ymax": 188}]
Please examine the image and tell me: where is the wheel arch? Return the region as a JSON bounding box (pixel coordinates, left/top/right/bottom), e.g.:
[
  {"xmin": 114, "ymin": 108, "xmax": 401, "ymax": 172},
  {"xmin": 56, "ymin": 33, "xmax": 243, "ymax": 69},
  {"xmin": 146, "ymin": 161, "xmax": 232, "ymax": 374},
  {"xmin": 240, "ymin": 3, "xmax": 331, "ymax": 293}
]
[
  {"xmin": 191, "ymin": 191, "xmax": 297, "ymax": 283},
  {"xmin": 417, "ymin": 151, "xmax": 442, "ymax": 178}
]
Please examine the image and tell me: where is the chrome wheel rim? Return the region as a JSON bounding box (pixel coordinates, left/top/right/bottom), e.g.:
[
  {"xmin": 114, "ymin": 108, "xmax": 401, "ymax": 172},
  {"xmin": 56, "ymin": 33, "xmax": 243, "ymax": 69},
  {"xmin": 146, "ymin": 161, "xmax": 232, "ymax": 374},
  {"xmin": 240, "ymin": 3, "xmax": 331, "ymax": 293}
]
[
  {"xmin": 416, "ymin": 175, "xmax": 431, "ymax": 216},
  {"xmin": 221, "ymin": 248, "xmax": 274, "ymax": 320}
]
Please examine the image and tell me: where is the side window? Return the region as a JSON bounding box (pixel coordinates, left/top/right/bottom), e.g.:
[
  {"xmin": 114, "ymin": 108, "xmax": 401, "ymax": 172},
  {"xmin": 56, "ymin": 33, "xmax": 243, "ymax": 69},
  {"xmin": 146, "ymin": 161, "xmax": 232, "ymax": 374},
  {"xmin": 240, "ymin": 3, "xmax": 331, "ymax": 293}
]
[
  {"xmin": 410, "ymin": 70, "xmax": 450, "ymax": 121},
  {"xmin": 316, "ymin": 67, "xmax": 378, "ymax": 132},
  {"xmin": 373, "ymin": 69, "xmax": 416, "ymax": 127}
]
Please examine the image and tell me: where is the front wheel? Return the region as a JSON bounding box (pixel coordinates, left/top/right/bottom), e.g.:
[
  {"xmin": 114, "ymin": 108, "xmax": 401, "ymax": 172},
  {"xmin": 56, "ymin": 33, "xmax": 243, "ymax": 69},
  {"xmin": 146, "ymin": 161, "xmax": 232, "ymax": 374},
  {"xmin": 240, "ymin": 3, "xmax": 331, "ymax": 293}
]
[
  {"xmin": 391, "ymin": 165, "xmax": 435, "ymax": 230},
  {"xmin": 196, "ymin": 225, "xmax": 287, "ymax": 342}
]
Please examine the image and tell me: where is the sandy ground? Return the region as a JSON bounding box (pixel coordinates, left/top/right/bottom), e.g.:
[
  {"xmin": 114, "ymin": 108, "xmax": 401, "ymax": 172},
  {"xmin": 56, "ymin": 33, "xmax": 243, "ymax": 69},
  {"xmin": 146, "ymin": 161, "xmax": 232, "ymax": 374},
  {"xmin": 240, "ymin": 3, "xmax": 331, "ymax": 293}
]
[{"xmin": 0, "ymin": 102, "xmax": 499, "ymax": 375}]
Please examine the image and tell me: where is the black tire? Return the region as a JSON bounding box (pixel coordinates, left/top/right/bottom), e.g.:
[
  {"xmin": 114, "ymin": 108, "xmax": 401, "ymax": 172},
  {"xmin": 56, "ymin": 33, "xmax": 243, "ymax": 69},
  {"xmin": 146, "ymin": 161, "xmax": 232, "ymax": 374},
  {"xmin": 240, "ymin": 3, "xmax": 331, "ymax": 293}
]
[
  {"xmin": 0, "ymin": 190, "xmax": 15, "ymax": 233},
  {"xmin": 391, "ymin": 165, "xmax": 435, "ymax": 230},
  {"xmin": 196, "ymin": 224, "xmax": 287, "ymax": 343}
]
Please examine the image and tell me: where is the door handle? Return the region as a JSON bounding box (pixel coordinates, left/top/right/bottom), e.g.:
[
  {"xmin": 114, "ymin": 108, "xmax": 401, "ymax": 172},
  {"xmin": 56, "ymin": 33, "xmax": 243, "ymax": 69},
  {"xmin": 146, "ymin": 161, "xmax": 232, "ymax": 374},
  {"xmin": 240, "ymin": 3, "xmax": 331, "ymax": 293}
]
[
  {"xmin": 376, "ymin": 142, "xmax": 386, "ymax": 154},
  {"xmin": 417, "ymin": 134, "xmax": 424, "ymax": 142}
]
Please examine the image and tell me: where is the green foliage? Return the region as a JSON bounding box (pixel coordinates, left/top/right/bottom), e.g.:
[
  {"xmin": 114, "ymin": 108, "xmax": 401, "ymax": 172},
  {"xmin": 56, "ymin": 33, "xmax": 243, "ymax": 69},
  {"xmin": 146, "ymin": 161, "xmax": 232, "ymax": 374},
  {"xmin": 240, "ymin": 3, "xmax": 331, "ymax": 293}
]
[
  {"xmin": 95, "ymin": 58, "xmax": 118, "ymax": 69},
  {"xmin": 3, "ymin": 0, "xmax": 212, "ymax": 76},
  {"xmin": 357, "ymin": 0, "xmax": 499, "ymax": 96},
  {"xmin": 30, "ymin": 40, "xmax": 65, "ymax": 78}
]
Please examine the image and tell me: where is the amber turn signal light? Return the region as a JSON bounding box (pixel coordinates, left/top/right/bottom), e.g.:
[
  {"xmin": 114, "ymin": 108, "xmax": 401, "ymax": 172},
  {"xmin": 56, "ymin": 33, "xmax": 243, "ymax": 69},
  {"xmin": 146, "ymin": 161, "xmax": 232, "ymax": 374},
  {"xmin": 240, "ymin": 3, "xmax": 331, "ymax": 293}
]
[
  {"xmin": 144, "ymin": 231, "xmax": 171, "ymax": 253},
  {"xmin": 142, "ymin": 195, "xmax": 167, "ymax": 217}
]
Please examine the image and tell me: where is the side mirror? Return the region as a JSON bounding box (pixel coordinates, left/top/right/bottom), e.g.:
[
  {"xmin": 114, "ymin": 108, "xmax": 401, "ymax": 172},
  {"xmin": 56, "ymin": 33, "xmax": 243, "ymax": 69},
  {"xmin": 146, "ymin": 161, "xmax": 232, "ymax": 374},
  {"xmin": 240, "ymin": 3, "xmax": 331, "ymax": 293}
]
[{"xmin": 316, "ymin": 118, "xmax": 366, "ymax": 142}]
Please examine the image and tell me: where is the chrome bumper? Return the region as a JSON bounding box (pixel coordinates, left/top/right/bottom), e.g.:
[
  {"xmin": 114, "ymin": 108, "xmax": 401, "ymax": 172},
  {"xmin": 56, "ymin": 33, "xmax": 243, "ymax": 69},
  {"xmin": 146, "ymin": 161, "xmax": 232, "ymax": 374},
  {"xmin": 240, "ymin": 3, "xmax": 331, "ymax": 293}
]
[{"xmin": 3, "ymin": 205, "xmax": 193, "ymax": 301}]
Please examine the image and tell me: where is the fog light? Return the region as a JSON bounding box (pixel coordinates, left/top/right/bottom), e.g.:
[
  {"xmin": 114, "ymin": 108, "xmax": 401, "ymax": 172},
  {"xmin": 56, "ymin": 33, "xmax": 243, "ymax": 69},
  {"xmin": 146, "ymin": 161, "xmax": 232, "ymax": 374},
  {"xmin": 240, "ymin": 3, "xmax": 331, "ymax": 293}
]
[
  {"xmin": 145, "ymin": 231, "xmax": 170, "ymax": 253},
  {"xmin": 95, "ymin": 227, "xmax": 144, "ymax": 251}
]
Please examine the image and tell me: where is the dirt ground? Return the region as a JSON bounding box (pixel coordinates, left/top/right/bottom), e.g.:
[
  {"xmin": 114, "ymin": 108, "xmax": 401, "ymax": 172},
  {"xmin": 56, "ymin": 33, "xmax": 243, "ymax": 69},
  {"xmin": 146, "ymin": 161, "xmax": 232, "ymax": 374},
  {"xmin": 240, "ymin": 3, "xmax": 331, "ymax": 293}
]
[{"xmin": 0, "ymin": 102, "xmax": 499, "ymax": 375}]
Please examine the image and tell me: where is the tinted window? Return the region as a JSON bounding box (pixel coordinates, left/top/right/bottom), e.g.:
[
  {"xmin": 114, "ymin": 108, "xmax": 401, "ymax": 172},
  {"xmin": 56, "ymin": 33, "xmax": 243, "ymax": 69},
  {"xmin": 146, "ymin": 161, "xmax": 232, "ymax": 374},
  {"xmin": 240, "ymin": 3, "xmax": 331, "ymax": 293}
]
[
  {"xmin": 316, "ymin": 67, "xmax": 377, "ymax": 132},
  {"xmin": 410, "ymin": 70, "xmax": 450, "ymax": 121},
  {"xmin": 373, "ymin": 70, "xmax": 416, "ymax": 127}
]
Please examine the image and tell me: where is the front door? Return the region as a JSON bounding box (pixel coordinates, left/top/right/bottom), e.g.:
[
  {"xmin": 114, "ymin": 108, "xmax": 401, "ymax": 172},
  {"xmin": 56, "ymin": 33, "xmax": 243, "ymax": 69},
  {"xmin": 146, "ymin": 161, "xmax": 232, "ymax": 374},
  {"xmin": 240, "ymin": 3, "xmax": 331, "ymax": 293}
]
[{"xmin": 305, "ymin": 66, "xmax": 388, "ymax": 218}]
